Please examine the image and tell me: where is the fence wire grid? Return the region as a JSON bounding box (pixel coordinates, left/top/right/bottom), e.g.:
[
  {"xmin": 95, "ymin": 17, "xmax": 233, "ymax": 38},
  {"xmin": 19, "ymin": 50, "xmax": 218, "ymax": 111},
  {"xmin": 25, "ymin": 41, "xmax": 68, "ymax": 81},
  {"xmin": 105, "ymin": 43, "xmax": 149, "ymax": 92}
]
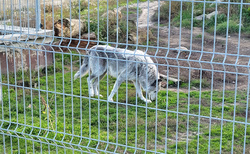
[{"xmin": 0, "ymin": 0, "xmax": 250, "ymax": 153}]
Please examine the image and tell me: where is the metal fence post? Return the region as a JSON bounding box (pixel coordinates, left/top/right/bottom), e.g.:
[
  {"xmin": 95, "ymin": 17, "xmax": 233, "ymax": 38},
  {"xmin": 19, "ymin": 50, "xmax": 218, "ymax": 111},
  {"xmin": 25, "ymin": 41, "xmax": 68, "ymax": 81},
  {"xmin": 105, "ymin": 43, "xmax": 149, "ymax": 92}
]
[
  {"xmin": 0, "ymin": 61, "xmax": 2, "ymax": 103},
  {"xmin": 35, "ymin": 0, "xmax": 41, "ymax": 31}
]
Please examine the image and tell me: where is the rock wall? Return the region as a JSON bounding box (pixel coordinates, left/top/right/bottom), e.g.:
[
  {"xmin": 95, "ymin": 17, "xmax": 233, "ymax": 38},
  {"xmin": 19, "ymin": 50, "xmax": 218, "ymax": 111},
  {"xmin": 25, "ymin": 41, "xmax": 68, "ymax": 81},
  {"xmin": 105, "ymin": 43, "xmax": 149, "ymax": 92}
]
[{"xmin": 0, "ymin": 40, "xmax": 53, "ymax": 74}]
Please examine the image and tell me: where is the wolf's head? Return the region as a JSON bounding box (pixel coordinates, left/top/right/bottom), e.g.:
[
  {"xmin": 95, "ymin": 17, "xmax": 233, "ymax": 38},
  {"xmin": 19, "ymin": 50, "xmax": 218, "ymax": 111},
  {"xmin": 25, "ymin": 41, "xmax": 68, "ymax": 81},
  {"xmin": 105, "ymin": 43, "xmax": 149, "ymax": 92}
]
[
  {"xmin": 147, "ymin": 78, "xmax": 162, "ymax": 101},
  {"xmin": 138, "ymin": 62, "xmax": 163, "ymax": 101}
]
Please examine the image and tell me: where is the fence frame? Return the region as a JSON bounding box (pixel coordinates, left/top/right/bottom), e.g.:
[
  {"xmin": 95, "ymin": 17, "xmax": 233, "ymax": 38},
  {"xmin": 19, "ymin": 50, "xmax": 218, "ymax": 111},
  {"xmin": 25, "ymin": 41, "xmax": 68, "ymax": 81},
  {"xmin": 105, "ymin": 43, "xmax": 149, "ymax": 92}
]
[{"xmin": 0, "ymin": 0, "xmax": 250, "ymax": 153}]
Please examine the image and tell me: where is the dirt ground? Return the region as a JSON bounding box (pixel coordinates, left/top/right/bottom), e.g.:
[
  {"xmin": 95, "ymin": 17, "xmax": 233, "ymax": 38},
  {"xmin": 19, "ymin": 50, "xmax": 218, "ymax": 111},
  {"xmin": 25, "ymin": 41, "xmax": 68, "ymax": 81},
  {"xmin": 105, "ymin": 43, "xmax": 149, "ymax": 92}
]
[
  {"xmin": 148, "ymin": 25, "xmax": 250, "ymax": 91},
  {"xmin": 130, "ymin": 1, "xmax": 250, "ymax": 91}
]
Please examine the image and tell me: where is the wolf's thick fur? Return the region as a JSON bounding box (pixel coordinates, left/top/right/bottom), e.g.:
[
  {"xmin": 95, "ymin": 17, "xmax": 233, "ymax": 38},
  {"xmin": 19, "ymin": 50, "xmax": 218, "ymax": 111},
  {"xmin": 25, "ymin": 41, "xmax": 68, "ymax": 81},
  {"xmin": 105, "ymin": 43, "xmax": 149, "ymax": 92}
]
[{"xmin": 74, "ymin": 45, "xmax": 161, "ymax": 103}]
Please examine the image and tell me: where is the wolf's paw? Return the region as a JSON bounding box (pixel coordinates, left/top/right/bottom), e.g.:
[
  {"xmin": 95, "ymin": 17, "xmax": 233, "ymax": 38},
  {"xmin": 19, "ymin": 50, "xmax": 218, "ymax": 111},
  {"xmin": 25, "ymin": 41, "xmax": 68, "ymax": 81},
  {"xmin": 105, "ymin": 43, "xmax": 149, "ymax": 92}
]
[
  {"xmin": 108, "ymin": 97, "xmax": 114, "ymax": 102},
  {"xmin": 89, "ymin": 92, "xmax": 94, "ymax": 97},
  {"xmin": 96, "ymin": 94, "xmax": 103, "ymax": 98},
  {"xmin": 141, "ymin": 97, "xmax": 152, "ymax": 103}
]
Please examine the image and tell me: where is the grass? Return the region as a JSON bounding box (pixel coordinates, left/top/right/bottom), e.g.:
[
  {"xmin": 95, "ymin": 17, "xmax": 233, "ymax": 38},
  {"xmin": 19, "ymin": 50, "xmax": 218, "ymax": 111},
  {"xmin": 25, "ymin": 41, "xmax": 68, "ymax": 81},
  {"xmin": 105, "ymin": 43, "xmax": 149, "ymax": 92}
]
[
  {"xmin": 0, "ymin": 52, "xmax": 250, "ymax": 153},
  {"xmin": 204, "ymin": 14, "xmax": 240, "ymax": 35},
  {"xmin": 180, "ymin": 79, "xmax": 210, "ymax": 88}
]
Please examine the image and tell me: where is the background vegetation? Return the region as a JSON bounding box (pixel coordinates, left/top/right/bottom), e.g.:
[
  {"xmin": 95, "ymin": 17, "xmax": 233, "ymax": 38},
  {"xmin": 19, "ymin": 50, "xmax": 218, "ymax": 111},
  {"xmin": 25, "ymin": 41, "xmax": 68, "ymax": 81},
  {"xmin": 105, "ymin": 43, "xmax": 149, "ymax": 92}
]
[
  {"xmin": 152, "ymin": 0, "xmax": 250, "ymax": 35},
  {"xmin": 41, "ymin": 0, "xmax": 145, "ymax": 44}
]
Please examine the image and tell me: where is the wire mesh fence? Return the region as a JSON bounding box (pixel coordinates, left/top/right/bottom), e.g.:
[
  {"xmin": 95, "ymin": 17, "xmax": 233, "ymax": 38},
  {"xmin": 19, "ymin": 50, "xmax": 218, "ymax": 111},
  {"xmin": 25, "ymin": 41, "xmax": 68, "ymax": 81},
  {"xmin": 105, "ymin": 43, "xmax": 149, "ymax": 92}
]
[
  {"xmin": 0, "ymin": 0, "xmax": 250, "ymax": 153},
  {"xmin": 0, "ymin": 0, "xmax": 40, "ymax": 32}
]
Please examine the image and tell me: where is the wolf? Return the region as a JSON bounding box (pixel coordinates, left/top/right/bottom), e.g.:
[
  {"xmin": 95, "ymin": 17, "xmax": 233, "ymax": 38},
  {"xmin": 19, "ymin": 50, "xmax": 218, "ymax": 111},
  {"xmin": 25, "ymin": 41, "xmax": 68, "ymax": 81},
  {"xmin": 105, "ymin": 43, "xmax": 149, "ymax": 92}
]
[{"xmin": 74, "ymin": 45, "xmax": 162, "ymax": 103}]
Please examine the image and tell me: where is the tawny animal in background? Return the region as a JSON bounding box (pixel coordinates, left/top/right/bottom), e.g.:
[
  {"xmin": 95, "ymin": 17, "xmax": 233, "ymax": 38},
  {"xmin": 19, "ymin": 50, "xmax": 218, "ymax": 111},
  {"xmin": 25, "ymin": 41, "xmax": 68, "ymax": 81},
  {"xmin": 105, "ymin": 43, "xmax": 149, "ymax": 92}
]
[{"xmin": 54, "ymin": 18, "xmax": 87, "ymax": 38}]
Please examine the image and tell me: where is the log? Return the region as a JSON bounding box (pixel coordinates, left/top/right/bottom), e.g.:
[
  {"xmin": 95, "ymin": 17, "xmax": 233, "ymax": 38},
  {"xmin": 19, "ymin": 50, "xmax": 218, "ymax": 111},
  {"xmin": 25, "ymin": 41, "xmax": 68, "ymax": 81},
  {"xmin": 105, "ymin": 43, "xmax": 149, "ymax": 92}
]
[
  {"xmin": 159, "ymin": 73, "xmax": 182, "ymax": 86},
  {"xmin": 54, "ymin": 18, "xmax": 87, "ymax": 38}
]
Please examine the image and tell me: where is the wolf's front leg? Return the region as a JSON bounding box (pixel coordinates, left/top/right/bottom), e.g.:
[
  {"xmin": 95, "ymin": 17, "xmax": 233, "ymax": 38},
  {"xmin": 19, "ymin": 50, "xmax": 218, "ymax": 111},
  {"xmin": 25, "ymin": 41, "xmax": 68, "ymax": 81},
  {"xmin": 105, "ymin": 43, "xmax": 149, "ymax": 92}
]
[
  {"xmin": 132, "ymin": 81, "xmax": 152, "ymax": 103},
  {"xmin": 108, "ymin": 73, "xmax": 126, "ymax": 102},
  {"xmin": 92, "ymin": 72, "xmax": 106, "ymax": 98}
]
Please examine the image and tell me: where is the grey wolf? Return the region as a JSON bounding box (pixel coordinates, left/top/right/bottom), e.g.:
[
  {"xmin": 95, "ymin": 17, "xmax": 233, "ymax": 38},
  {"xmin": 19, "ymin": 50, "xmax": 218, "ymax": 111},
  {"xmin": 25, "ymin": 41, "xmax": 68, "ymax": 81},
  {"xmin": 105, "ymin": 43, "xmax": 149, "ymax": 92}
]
[{"xmin": 74, "ymin": 45, "xmax": 162, "ymax": 103}]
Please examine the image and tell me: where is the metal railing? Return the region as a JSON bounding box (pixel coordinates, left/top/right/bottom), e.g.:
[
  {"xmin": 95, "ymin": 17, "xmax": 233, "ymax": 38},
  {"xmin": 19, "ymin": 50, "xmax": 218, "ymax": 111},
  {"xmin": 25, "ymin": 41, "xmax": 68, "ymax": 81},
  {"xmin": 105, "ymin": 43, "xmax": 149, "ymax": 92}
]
[{"xmin": 0, "ymin": 0, "xmax": 40, "ymax": 33}]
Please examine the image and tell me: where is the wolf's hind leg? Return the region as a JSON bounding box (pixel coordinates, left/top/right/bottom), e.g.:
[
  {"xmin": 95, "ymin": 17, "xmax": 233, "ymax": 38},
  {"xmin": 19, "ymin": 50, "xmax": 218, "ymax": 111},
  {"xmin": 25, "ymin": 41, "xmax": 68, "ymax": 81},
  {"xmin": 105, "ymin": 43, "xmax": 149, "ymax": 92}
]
[
  {"xmin": 87, "ymin": 74, "xmax": 96, "ymax": 97},
  {"xmin": 88, "ymin": 58, "xmax": 107, "ymax": 97},
  {"xmin": 93, "ymin": 71, "xmax": 106, "ymax": 97}
]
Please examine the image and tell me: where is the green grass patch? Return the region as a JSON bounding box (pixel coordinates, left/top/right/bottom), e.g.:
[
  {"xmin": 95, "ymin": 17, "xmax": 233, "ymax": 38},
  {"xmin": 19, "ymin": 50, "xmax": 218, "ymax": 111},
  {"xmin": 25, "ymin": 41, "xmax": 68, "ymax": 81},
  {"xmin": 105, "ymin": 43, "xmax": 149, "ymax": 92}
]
[
  {"xmin": 204, "ymin": 14, "xmax": 240, "ymax": 35},
  {"xmin": 0, "ymin": 53, "xmax": 250, "ymax": 153}
]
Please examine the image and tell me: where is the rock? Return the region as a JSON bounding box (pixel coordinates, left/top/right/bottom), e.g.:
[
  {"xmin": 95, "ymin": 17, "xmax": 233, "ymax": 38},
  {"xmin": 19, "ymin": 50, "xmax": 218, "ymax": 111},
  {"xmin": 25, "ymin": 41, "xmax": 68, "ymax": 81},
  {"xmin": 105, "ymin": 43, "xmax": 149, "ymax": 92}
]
[
  {"xmin": 191, "ymin": 87, "xmax": 198, "ymax": 90},
  {"xmin": 194, "ymin": 10, "xmax": 203, "ymax": 16},
  {"xmin": 195, "ymin": 14, "xmax": 204, "ymax": 21},
  {"xmin": 206, "ymin": 11, "xmax": 218, "ymax": 20},
  {"xmin": 82, "ymin": 32, "xmax": 97, "ymax": 40},
  {"xmin": 174, "ymin": 46, "xmax": 189, "ymax": 53},
  {"xmin": 161, "ymin": 82, "xmax": 167, "ymax": 88}
]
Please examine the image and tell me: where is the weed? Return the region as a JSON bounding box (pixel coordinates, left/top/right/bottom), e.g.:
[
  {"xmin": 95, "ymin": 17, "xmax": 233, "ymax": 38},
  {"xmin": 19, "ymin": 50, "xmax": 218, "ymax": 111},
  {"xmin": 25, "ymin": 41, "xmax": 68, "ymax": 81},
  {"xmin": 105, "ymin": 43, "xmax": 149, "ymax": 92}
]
[
  {"xmin": 180, "ymin": 79, "xmax": 210, "ymax": 88},
  {"xmin": 191, "ymin": 79, "xmax": 210, "ymax": 88},
  {"xmin": 216, "ymin": 20, "xmax": 239, "ymax": 35},
  {"xmin": 205, "ymin": 14, "xmax": 227, "ymax": 30},
  {"xmin": 152, "ymin": 1, "xmax": 191, "ymax": 23},
  {"xmin": 243, "ymin": 7, "xmax": 250, "ymax": 23},
  {"xmin": 195, "ymin": 34, "xmax": 202, "ymax": 38}
]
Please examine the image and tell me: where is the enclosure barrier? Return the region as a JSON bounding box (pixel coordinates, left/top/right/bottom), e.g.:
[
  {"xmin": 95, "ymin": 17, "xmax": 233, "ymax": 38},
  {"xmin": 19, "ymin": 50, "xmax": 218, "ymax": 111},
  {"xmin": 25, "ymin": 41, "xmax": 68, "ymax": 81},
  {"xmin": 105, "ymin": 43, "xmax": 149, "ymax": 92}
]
[{"xmin": 0, "ymin": 0, "xmax": 250, "ymax": 153}]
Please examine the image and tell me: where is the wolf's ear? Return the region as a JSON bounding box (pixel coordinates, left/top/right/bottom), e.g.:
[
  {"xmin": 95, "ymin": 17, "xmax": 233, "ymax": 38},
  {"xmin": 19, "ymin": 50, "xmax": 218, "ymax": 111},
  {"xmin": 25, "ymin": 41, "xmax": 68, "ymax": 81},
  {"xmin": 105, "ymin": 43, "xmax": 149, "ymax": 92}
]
[{"xmin": 151, "ymin": 80, "xmax": 157, "ymax": 86}]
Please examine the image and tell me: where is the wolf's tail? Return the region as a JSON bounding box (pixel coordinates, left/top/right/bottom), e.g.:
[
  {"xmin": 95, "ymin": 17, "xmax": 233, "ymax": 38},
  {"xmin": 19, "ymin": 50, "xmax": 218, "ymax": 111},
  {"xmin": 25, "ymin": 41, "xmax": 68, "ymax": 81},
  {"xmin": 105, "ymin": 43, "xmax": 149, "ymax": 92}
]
[{"xmin": 74, "ymin": 56, "xmax": 89, "ymax": 80}]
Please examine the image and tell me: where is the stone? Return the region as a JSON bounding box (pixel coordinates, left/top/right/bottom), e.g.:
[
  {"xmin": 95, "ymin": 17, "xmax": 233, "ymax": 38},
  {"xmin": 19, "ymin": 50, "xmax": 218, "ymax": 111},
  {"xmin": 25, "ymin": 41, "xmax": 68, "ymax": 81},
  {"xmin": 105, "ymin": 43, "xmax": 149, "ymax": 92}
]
[
  {"xmin": 206, "ymin": 11, "xmax": 218, "ymax": 20},
  {"xmin": 195, "ymin": 14, "xmax": 204, "ymax": 21},
  {"xmin": 174, "ymin": 46, "xmax": 189, "ymax": 53}
]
